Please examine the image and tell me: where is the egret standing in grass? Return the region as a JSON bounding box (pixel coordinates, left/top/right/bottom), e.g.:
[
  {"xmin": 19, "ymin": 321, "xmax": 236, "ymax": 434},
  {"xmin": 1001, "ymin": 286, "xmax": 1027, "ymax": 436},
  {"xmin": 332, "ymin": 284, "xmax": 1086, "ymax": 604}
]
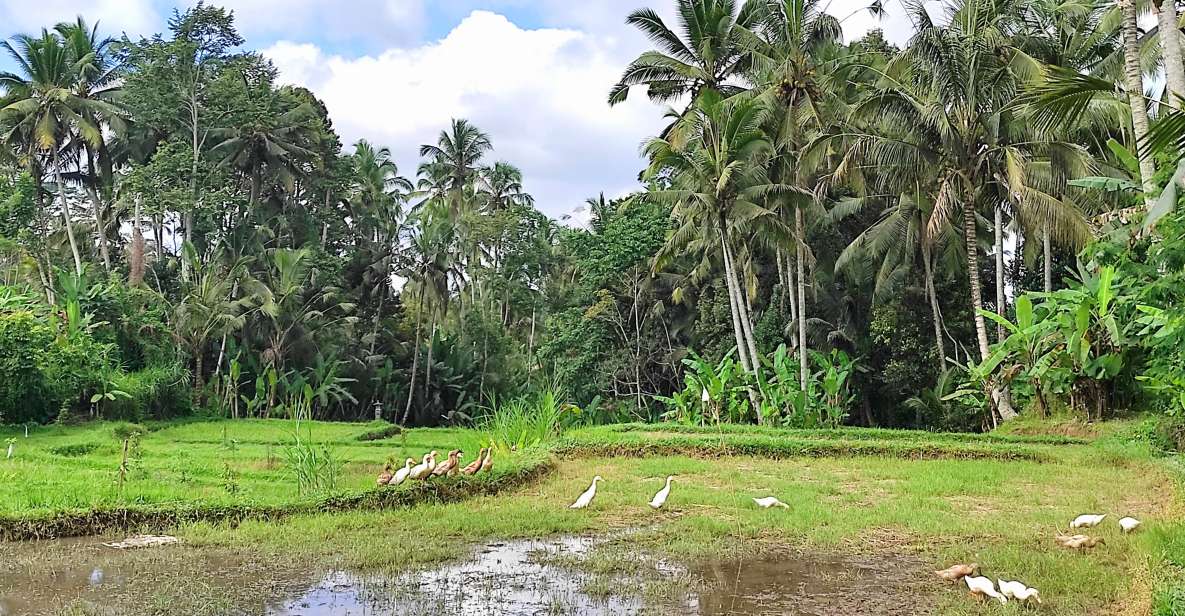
[
  {"xmin": 650, "ymin": 476, "xmax": 674, "ymax": 509},
  {"xmin": 570, "ymin": 475, "xmax": 603, "ymax": 509}
]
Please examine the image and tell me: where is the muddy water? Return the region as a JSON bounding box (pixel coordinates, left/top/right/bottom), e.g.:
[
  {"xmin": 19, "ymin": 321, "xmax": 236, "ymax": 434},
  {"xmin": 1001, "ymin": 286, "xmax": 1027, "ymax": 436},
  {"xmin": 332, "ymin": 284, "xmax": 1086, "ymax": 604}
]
[
  {"xmin": 0, "ymin": 536, "xmax": 930, "ymax": 615},
  {"xmin": 268, "ymin": 536, "xmax": 667, "ymax": 615},
  {"xmin": 694, "ymin": 554, "xmax": 931, "ymax": 615}
]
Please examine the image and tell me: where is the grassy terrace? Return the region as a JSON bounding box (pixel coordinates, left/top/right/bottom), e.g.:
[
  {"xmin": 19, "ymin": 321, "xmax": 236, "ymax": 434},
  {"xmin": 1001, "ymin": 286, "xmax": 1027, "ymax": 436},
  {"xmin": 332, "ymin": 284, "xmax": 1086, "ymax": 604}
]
[{"xmin": 1, "ymin": 418, "xmax": 1183, "ymax": 615}]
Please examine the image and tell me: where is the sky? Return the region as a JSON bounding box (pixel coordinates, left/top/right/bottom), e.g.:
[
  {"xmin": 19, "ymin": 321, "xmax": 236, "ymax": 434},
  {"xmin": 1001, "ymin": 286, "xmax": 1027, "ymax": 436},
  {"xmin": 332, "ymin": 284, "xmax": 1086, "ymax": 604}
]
[{"xmin": 0, "ymin": 0, "xmax": 924, "ymax": 223}]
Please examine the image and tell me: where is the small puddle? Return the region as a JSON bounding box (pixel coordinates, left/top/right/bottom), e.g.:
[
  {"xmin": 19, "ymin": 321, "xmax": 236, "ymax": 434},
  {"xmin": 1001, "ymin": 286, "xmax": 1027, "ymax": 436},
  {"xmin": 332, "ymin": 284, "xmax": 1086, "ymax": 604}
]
[{"xmin": 1, "ymin": 536, "xmax": 931, "ymax": 615}]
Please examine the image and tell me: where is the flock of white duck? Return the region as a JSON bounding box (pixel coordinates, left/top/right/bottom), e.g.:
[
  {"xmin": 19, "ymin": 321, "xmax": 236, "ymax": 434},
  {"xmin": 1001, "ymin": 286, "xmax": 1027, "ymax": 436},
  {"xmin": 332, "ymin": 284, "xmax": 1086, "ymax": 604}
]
[
  {"xmin": 375, "ymin": 447, "xmax": 495, "ymax": 486},
  {"xmin": 376, "ymin": 456, "xmax": 1144, "ymax": 607},
  {"xmin": 935, "ymin": 513, "xmax": 1142, "ymax": 606}
]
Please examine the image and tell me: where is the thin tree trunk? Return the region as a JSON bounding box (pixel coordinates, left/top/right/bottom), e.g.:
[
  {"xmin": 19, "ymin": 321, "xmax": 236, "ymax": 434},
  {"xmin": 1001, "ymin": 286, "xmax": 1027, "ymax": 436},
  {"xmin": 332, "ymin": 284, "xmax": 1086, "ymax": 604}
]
[
  {"xmin": 1121, "ymin": 0, "xmax": 1159, "ymax": 207},
  {"xmin": 965, "ymin": 196, "xmax": 1017, "ymax": 422},
  {"xmin": 52, "ymin": 148, "xmax": 84, "ymax": 277},
  {"xmin": 1044, "ymin": 224, "xmax": 1053, "ymax": 293},
  {"xmin": 370, "ymin": 265, "xmax": 387, "ymax": 356},
  {"xmin": 963, "ymin": 200, "xmax": 991, "ymax": 361},
  {"xmin": 786, "ymin": 252, "xmax": 798, "ymax": 350},
  {"xmin": 718, "ymin": 227, "xmax": 753, "ymax": 372},
  {"xmin": 922, "ymin": 244, "xmax": 947, "ymax": 373},
  {"xmin": 84, "ymin": 169, "xmax": 111, "ymax": 271},
  {"xmin": 994, "ymin": 206, "xmax": 1005, "ymax": 342},
  {"xmin": 424, "ymin": 320, "xmax": 436, "ymax": 407},
  {"xmin": 34, "ymin": 255, "xmax": 53, "ymax": 304},
  {"xmin": 195, "ymin": 351, "xmax": 204, "ymax": 390},
  {"xmin": 401, "ymin": 285, "xmax": 427, "ymax": 424},
  {"xmin": 1158, "ymin": 0, "xmax": 1185, "ymax": 101},
  {"xmin": 154, "ymin": 215, "xmax": 164, "ymax": 258},
  {"xmin": 727, "ymin": 242, "xmax": 761, "ymax": 368},
  {"xmin": 130, "ymin": 196, "xmax": 145, "ymax": 286},
  {"xmin": 795, "ymin": 207, "xmax": 809, "ymax": 390}
]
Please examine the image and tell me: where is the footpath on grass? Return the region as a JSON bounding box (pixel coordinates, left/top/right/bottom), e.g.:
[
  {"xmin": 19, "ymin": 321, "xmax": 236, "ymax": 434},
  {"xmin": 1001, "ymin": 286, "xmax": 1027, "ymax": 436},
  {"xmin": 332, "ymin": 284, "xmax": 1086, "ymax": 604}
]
[{"xmin": 0, "ymin": 420, "xmax": 1102, "ymax": 540}]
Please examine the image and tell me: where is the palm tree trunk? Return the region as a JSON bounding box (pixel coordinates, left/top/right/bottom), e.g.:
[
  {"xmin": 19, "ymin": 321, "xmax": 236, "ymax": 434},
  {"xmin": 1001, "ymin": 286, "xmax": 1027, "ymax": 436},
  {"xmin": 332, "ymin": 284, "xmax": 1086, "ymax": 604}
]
[
  {"xmin": 965, "ymin": 196, "xmax": 1017, "ymax": 422},
  {"xmin": 1158, "ymin": 0, "xmax": 1185, "ymax": 101},
  {"xmin": 130, "ymin": 196, "xmax": 145, "ymax": 286},
  {"xmin": 795, "ymin": 207, "xmax": 809, "ymax": 390},
  {"xmin": 1044, "ymin": 224, "xmax": 1053, "ymax": 293},
  {"xmin": 728, "ymin": 244, "xmax": 761, "ymax": 368},
  {"xmin": 370, "ymin": 264, "xmax": 387, "ymax": 356},
  {"xmin": 1121, "ymin": 0, "xmax": 1158, "ymax": 206},
  {"xmin": 718, "ymin": 228, "xmax": 753, "ymax": 372},
  {"xmin": 720, "ymin": 243, "xmax": 763, "ymax": 420},
  {"xmin": 84, "ymin": 148, "xmax": 111, "ymax": 272},
  {"xmin": 89, "ymin": 189, "xmax": 110, "ymax": 271},
  {"xmin": 994, "ymin": 206, "xmax": 1005, "ymax": 342},
  {"xmin": 424, "ymin": 319, "xmax": 436, "ymax": 409},
  {"xmin": 962, "ymin": 199, "xmax": 991, "ymax": 361},
  {"xmin": 786, "ymin": 252, "xmax": 798, "ymax": 350},
  {"xmin": 52, "ymin": 148, "xmax": 84, "ymax": 277},
  {"xmin": 401, "ymin": 285, "xmax": 427, "ymax": 425},
  {"xmin": 922, "ymin": 244, "xmax": 947, "ymax": 373},
  {"xmin": 195, "ymin": 349, "xmax": 205, "ymax": 390}
]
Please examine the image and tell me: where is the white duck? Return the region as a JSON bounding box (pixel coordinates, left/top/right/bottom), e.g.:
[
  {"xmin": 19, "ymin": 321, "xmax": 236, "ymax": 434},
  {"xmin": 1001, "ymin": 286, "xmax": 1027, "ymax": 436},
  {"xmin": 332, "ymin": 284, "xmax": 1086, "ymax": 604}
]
[
  {"xmin": 569, "ymin": 475, "xmax": 603, "ymax": 509},
  {"xmin": 1070, "ymin": 513, "xmax": 1106, "ymax": 528},
  {"xmin": 964, "ymin": 576, "xmax": 1007, "ymax": 605},
  {"xmin": 409, "ymin": 452, "xmax": 436, "ymax": 480},
  {"xmin": 753, "ymin": 496, "xmax": 790, "ymax": 509},
  {"xmin": 998, "ymin": 579, "xmax": 1041, "ymax": 605},
  {"xmin": 649, "ymin": 476, "xmax": 674, "ymax": 509},
  {"xmin": 1119, "ymin": 516, "xmax": 1142, "ymax": 533},
  {"xmin": 390, "ymin": 458, "xmax": 415, "ymax": 486}
]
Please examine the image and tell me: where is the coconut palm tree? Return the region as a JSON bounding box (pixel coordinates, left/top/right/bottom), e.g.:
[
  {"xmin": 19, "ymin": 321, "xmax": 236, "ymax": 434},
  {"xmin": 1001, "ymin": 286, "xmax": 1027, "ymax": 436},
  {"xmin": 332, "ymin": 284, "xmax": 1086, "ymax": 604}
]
[
  {"xmin": 174, "ymin": 250, "xmax": 252, "ymax": 388},
  {"xmin": 349, "ymin": 139, "xmax": 412, "ymax": 355},
  {"xmin": 55, "ymin": 17, "xmax": 124, "ymax": 272},
  {"xmin": 210, "ymin": 86, "xmax": 319, "ymax": 217},
  {"xmin": 398, "ymin": 203, "xmax": 455, "ymax": 424},
  {"xmin": 646, "ymin": 90, "xmax": 792, "ymax": 418},
  {"xmin": 478, "ymin": 161, "xmax": 533, "ymax": 212},
  {"xmin": 418, "ymin": 119, "xmax": 491, "ymax": 216},
  {"xmin": 744, "ymin": 0, "xmax": 848, "ymax": 388},
  {"xmin": 609, "ymin": 0, "xmax": 761, "ymax": 107},
  {"xmin": 835, "ymin": 188, "xmax": 959, "ymax": 373},
  {"xmin": 0, "ymin": 29, "xmax": 123, "ymax": 276}
]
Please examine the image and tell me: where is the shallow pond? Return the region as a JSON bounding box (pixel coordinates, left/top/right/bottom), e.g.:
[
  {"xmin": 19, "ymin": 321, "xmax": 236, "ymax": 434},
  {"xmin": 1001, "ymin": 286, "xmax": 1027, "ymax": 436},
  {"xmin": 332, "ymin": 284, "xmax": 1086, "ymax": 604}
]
[{"xmin": 1, "ymin": 535, "xmax": 930, "ymax": 615}]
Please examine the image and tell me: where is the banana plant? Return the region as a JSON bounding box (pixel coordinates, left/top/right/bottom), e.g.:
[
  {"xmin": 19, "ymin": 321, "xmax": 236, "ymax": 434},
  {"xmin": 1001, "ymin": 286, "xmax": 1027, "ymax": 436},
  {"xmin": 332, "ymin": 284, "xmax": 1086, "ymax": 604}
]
[{"xmin": 978, "ymin": 295, "xmax": 1058, "ymax": 416}]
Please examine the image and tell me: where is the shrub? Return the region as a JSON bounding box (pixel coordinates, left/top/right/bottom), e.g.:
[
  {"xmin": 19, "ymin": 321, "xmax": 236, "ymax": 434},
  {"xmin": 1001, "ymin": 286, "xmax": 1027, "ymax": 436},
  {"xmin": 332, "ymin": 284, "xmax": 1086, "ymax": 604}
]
[
  {"xmin": 0, "ymin": 312, "xmax": 59, "ymax": 424},
  {"xmin": 107, "ymin": 363, "xmax": 192, "ymax": 421}
]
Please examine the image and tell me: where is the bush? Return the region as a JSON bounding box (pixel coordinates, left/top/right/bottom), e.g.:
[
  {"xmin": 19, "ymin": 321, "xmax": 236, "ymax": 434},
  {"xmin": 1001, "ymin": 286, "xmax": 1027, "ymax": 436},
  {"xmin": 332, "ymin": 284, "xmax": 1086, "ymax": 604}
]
[
  {"xmin": 106, "ymin": 363, "xmax": 192, "ymax": 421},
  {"xmin": 0, "ymin": 312, "xmax": 59, "ymax": 424}
]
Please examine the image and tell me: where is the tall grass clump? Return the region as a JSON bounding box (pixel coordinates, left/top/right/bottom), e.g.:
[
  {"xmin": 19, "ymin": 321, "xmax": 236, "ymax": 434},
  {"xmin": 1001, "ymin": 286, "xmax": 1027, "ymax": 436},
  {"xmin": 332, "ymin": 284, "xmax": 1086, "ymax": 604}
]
[
  {"xmin": 283, "ymin": 425, "xmax": 340, "ymax": 495},
  {"xmin": 480, "ymin": 388, "xmax": 574, "ymax": 451}
]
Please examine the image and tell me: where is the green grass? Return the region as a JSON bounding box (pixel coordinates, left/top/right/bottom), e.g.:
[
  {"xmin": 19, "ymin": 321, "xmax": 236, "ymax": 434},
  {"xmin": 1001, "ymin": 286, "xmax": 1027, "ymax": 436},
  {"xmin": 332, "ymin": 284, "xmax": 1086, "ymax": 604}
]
[
  {"xmin": 1, "ymin": 417, "xmax": 1181, "ymax": 615},
  {"xmin": 0, "ymin": 418, "xmax": 540, "ymax": 538}
]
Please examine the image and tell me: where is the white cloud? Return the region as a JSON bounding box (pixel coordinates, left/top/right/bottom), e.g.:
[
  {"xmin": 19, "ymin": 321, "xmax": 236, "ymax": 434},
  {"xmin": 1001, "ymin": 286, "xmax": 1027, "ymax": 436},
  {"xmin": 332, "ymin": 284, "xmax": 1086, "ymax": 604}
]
[
  {"xmin": 0, "ymin": 0, "xmax": 159, "ymax": 37},
  {"xmin": 264, "ymin": 10, "xmax": 666, "ymax": 219}
]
